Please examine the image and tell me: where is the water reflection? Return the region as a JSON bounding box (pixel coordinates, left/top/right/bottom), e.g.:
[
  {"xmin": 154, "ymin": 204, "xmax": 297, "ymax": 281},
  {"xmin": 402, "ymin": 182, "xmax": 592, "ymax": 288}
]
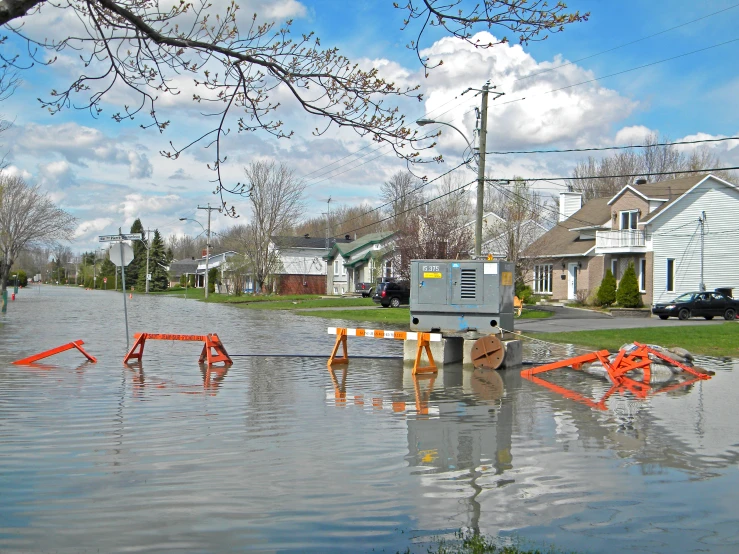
[{"xmin": 125, "ymin": 361, "xmax": 231, "ymax": 396}]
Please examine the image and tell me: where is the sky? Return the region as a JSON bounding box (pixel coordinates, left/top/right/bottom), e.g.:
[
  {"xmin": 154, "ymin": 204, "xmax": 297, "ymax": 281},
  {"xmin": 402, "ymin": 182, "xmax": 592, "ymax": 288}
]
[{"xmin": 1, "ymin": 0, "xmax": 739, "ymax": 253}]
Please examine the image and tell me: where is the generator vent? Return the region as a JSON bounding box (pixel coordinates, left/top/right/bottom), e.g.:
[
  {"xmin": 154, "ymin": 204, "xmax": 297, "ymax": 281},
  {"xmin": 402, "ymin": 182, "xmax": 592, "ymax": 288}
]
[{"xmin": 460, "ymin": 269, "xmax": 477, "ymax": 298}]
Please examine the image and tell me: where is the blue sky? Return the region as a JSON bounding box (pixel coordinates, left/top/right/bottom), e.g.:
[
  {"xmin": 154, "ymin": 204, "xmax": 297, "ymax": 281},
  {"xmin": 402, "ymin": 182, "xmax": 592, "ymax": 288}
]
[{"xmin": 1, "ymin": 0, "xmax": 738, "ymax": 252}]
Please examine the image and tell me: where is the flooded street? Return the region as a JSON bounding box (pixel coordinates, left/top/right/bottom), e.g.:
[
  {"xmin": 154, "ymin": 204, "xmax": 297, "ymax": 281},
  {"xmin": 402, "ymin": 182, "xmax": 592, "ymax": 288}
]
[{"xmin": 1, "ymin": 286, "xmax": 738, "ymax": 553}]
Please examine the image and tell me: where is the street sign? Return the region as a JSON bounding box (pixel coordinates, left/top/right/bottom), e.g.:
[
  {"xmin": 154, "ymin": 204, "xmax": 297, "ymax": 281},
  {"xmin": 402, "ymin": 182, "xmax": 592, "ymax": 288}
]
[
  {"xmin": 109, "ymin": 243, "xmax": 134, "ymax": 267},
  {"xmin": 147, "ymin": 273, "xmax": 151, "ymax": 281},
  {"xmin": 104, "ymin": 277, "xmax": 108, "ymax": 283},
  {"xmin": 99, "ymin": 233, "xmax": 143, "ymax": 242}
]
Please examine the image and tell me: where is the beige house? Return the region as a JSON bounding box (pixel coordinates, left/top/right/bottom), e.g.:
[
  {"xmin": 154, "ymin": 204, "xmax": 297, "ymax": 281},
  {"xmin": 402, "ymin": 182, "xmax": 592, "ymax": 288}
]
[{"xmin": 524, "ymin": 174, "xmax": 739, "ymax": 305}]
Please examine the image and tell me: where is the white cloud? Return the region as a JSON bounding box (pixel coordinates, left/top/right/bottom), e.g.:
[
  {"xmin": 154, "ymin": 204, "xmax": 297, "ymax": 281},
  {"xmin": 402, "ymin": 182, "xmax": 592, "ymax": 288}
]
[
  {"xmin": 74, "ymin": 218, "xmax": 114, "ymax": 239},
  {"xmin": 614, "ymin": 125, "xmax": 655, "ymax": 145},
  {"xmin": 0, "ymin": 165, "xmax": 33, "ymax": 180}
]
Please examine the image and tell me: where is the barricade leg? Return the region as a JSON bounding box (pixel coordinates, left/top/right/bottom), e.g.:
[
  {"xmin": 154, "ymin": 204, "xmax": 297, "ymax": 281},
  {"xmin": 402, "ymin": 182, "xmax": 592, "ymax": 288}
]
[
  {"xmin": 327, "ymin": 330, "xmax": 348, "ymax": 366},
  {"xmin": 200, "ymin": 334, "xmax": 233, "ymax": 366},
  {"xmin": 13, "ymin": 340, "xmax": 97, "ymax": 365},
  {"xmin": 123, "ymin": 333, "xmax": 148, "ymax": 364},
  {"xmin": 413, "ymin": 334, "xmax": 437, "ymax": 375}
]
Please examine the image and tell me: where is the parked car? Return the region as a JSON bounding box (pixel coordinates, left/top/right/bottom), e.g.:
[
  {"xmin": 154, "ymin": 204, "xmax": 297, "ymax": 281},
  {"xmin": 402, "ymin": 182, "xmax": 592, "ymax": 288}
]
[
  {"xmin": 652, "ymin": 290, "xmax": 738, "ymax": 320},
  {"xmin": 372, "ymin": 281, "xmax": 411, "ymax": 308},
  {"xmin": 355, "ymin": 282, "xmax": 374, "ymax": 297}
]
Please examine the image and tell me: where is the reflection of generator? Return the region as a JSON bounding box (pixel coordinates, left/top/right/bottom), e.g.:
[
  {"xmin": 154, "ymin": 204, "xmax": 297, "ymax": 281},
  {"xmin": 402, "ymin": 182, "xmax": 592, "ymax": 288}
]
[{"xmin": 410, "ymin": 259, "xmax": 515, "ymax": 333}]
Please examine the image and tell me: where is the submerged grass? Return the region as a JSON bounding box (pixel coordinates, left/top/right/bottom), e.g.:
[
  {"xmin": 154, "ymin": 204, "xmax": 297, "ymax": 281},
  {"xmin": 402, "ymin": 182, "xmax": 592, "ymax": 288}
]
[
  {"xmin": 296, "ymin": 307, "xmax": 410, "ymax": 325},
  {"xmin": 531, "ymin": 322, "xmax": 739, "ymax": 357},
  {"xmin": 400, "ymin": 529, "xmax": 577, "ymax": 554}
]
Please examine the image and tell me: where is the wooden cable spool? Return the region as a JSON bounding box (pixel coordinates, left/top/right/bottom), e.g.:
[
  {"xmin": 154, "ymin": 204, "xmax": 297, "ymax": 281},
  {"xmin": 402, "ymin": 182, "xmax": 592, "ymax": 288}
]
[{"xmin": 470, "ymin": 334, "xmax": 505, "ymax": 370}]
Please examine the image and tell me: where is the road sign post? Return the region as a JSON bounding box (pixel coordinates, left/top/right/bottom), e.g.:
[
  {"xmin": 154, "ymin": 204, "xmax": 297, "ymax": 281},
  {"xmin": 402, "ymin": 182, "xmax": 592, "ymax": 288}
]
[{"xmin": 99, "ymin": 231, "xmax": 140, "ymax": 349}]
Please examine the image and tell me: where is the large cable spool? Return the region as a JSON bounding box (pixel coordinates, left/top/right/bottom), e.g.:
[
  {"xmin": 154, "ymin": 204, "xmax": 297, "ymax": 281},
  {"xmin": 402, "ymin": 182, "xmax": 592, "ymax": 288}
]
[{"xmin": 470, "ymin": 334, "xmax": 505, "ymax": 370}]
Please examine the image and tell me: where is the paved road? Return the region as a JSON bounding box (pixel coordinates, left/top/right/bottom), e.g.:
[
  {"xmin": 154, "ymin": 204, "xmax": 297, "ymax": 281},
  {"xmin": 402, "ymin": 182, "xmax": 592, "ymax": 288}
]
[{"xmin": 516, "ymin": 305, "xmax": 732, "ymax": 333}]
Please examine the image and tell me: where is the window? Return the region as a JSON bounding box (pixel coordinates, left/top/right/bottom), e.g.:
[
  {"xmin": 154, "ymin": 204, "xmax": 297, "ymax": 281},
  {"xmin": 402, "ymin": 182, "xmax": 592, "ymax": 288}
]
[
  {"xmin": 639, "ymin": 258, "xmax": 647, "ymax": 292},
  {"xmin": 384, "ymin": 260, "xmax": 392, "ymax": 278},
  {"xmin": 333, "ymin": 286, "xmax": 338, "ymax": 295},
  {"xmin": 620, "ymin": 210, "xmax": 639, "ymax": 230},
  {"xmin": 533, "ymin": 264, "xmax": 552, "ymax": 294},
  {"xmin": 341, "ymin": 263, "xmax": 346, "ymax": 276},
  {"xmin": 666, "ymin": 259, "xmax": 675, "ymax": 292},
  {"xmin": 333, "ymin": 260, "xmax": 339, "ymax": 276},
  {"xmin": 611, "ymin": 259, "xmax": 619, "ymax": 280}
]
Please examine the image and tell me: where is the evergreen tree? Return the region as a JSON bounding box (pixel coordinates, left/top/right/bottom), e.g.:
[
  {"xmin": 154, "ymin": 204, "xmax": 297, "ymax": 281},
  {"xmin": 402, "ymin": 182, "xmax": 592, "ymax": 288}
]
[
  {"xmin": 148, "ymin": 230, "xmax": 169, "ymax": 291},
  {"xmin": 616, "ymin": 262, "xmax": 643, "ymax": 308},
  {"xmin": 597, "ymin": 269, "xmax": 617, "ymax": 307},
  {"xmin": 99, "ymin": 257, "xmax": 117, "ymax": 290},
  {"xmin": 129, "ymin": 219, "xmax": 147, "ymax": 290},
  {"xmin": 208, "ymin": 267, "xmax": 218, "ymax": 294}
]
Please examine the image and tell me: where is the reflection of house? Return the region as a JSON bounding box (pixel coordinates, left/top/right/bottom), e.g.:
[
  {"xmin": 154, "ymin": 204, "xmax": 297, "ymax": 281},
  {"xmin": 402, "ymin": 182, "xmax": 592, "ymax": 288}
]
[
  {"xmin": 324, "ymin": 231, "xmax": 396, "ymax": 295},
  {"xmin": 168, "ymin": 258, "xmax": 200, "ymax": 288},
  {"xmin": 270, "ymin": 236, "xmax": 350, "ymax": 295},
  {"xmin": 523, "ymin": 175, "xmax": 739, "ymax": 303}
]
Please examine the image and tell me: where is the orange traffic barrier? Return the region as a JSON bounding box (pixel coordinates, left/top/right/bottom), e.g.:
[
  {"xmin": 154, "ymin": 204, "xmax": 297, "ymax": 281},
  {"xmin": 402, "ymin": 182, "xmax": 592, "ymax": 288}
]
[
  {"xmin": 521, "ymin": 342, "xmax": 711, "ymax": 411},
  {"xmin": 327, "ymin": 327, "xmax": 439, "ymax": 374},
  {"xmin": 123, "ymin": 333, "xmax": 232, "ymax": 366},
  {"xmin": 13, "ymin": 340, "xmax": 97, "ymax": 365}
]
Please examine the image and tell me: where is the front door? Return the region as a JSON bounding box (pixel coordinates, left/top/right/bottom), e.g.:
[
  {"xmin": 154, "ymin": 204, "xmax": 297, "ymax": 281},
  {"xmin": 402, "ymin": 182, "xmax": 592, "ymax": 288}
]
[{"xmin": 568, "ymin": 263, "xmax": 578, "ymax": 300}]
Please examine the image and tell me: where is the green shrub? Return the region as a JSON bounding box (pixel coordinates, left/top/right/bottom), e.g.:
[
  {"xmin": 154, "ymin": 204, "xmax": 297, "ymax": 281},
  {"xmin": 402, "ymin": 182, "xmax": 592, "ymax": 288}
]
[
  {"xmin": 179, "ymin": 274, "xmax": 186, "ymax": 287},
  {"xmin": 597, "ymin": 269, "xmax": 617, "ymax": 307},
  {"xmin": 616, "ymin": 262, "xmax": 643, "ymax": 308},
  {"xmin": 208, "ymin": 268, "xmax": 217, "ymax": 294}
]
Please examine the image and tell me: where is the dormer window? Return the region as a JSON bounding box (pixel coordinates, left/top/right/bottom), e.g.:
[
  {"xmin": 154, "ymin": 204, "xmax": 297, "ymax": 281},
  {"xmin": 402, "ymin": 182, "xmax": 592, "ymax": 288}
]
[{"xmin": 620, "ymin": 210, "xmax": 639, "ymax": 230}]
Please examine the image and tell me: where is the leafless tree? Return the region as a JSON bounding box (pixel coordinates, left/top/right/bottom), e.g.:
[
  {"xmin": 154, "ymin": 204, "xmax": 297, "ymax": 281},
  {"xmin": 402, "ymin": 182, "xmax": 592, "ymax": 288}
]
[
  {"xmin": 240, "ymin": 161, "xmax": 304, "ymax": 291},
  {"xmin": 381, "ymin": 171, "xmax": 425, "ymax": 227},
  {"xmin": 0, "ymin": 174, "xmax": 76, "ymax": 294},
  {"xmin": 484, "ymin": 179, "xmax": 549, "ymax": 281},
  {"xmin": 567, "ymin": 133, "xmax": 738, "ymax": 201},
  {"xmin": 293, "ymin": 202, "xmax": 384, "ymax": 240}
]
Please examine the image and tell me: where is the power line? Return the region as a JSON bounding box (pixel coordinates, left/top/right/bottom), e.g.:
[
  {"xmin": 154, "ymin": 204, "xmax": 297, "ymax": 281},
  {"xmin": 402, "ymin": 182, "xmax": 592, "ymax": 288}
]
[
  {"xmin": 487, "ymin": 166, "xmax": 739, "ymax": 183},
  {"xmin": 513, "ymin": 3, "xmax": 739, "ymax": 84},
  {"xmin": 486, "ymin": 136, "xmax": 739, "ymax": 156},
  {"xmin": 330, "ymin": 159, "xmax": 473, "ymax": 235}
]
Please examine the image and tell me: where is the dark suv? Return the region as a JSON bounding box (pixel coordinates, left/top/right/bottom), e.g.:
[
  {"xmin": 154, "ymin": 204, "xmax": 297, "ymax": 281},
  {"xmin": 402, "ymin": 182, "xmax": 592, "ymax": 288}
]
[{"xmin": 372, "ymin": 281, "xmax": 411, "ymax": 308}]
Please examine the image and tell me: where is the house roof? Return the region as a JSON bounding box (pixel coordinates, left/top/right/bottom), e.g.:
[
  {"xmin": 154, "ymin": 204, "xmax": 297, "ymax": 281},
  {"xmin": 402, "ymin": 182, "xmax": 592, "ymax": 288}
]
[
  {"xmin": 169, "ymin": 258, "xmax": 199, "ymax": 277},
  {"xmin": 524, "ymin": 197, "xmax": 611, "ymax": 257},
  {"xmin": 272, "ymin": 235, "xmax": 351, "ymax": 249},
  {"xmin": 326, "ymin": 231, "xmax": 395, "ymax": 259},
  {"xmin": 524, "ymin": 174, "xmax": 727, "ymax": 259}
]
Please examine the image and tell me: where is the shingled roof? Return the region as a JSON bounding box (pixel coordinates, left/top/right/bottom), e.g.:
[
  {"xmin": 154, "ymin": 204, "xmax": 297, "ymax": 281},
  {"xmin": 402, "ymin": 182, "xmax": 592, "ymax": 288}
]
[{"xmin": 524, "ymin": 175, "xmax": 713, "ymax": 258}]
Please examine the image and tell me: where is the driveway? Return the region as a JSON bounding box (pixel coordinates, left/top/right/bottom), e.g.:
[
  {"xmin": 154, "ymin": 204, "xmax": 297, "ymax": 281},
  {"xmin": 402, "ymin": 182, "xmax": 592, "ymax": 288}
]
[{"xmin": 515, "ymin": 305, "xmax": 732, "ymax": 333}]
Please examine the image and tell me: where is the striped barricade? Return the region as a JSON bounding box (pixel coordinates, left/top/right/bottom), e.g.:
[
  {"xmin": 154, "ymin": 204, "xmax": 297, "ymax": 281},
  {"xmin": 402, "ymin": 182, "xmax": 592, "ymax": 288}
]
[{"xmin": 327, "ymin": 327, "xmax": 441, "ymax": 374}]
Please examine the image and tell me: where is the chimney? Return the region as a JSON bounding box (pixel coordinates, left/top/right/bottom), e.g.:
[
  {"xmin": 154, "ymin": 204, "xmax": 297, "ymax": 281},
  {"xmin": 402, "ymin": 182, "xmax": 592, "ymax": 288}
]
[
  {"xmin": 635, "ymin": 178, "xmax": 647, "ymax": 185},
  {"xmin": 559, "ymin": 191, "xmax": 583, "ymax": 222}
]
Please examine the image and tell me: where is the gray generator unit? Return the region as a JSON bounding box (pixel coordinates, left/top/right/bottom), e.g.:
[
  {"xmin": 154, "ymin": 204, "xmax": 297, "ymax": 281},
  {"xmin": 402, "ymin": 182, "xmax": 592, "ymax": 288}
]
[{"xmin": 410, "ymin": 259, "xmax": 515, "ymax": 333}]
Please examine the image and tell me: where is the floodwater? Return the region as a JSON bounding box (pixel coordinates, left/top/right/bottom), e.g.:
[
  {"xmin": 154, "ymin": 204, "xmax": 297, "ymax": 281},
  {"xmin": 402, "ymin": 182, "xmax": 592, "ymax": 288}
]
[{"xmin": 1, "ymin": 286, "xmax": 738, "ymax": 553}]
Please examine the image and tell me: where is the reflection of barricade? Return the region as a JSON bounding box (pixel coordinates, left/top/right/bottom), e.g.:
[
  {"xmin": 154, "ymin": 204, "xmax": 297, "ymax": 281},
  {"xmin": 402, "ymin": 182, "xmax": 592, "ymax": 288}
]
[
  {"xmin": 126, "ymin": 361, "xmax": 231, "ymax": 396},
  {"xmin": 327, "ymin": 327, "xmax": 439, "ymax": 374},
  {"xmin": 13, "ymin": 340, "xmax": 97, "ymax": 365},
  {"xmin": 522, "ymin": 342, "xmax": 711, "ymax": 410},
  {"xmin": 123, "ymin": 333, "xmax": 232, "ymax": 366}
]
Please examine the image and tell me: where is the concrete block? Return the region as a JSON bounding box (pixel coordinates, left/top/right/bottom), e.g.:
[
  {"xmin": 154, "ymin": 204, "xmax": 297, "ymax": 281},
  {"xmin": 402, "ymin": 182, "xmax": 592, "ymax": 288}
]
[
  {"xmin": 462, "ymin": 338, "xmax": 523, "ymax": 369},
  {"xmin": 403, "ymin": 336, "xmax": 463, "ymax": 366}
]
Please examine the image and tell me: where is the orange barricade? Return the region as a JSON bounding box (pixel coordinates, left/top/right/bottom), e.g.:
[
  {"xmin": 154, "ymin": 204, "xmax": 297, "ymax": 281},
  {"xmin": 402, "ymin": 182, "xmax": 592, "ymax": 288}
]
[
  {"xmin": 123, "ymin": 333, "xmax": 232, "ymax": 366},
  {"xmin": 521, "ymin": 342, "xmax": 711, "ymax": 411},
  {"xmin": 13, "ymin": 340, "xmax": 97, "ymax": 365},
  {"xmin": 327, "ymin": 327, "xmax": 439, "ymax": 374}
]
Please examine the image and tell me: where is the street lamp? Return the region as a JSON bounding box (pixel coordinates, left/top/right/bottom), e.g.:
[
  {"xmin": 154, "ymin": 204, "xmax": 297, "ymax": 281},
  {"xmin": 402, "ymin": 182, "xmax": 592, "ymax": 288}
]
[
  {"xmin": 416, "ymin": 118, "xmax": 476, "ymax": 156},
  {"xmin": 180, "ymin": 217, "xmax": 210, "ymax": 299}
]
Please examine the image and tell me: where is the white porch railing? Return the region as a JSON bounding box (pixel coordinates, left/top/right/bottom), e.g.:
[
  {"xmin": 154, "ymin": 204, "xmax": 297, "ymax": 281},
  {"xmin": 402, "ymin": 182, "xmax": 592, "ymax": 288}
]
[{"xmin": 595, "ymin": 230, "xmax": 645, "ymax": 249}]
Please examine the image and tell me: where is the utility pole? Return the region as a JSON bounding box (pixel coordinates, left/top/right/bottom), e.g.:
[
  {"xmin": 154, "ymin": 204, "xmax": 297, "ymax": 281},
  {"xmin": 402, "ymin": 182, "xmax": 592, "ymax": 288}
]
[
  {"xmin": 699, "ymin": 211, "xmax": 706, "ymax": 292},
  {"xmin": 475, "ymin": 82, "xmax": 490, "ymax": 258},
  {"xmin": 198, "ymin": 204, "xmax": 221, "ymax": 299},
  {"xmin": 325, "ymin": 197, "xmax": 331, "ymax": 250},
  {"xmin": 143, "ymin": 229, "xmax": 153, "ymax": 294}
]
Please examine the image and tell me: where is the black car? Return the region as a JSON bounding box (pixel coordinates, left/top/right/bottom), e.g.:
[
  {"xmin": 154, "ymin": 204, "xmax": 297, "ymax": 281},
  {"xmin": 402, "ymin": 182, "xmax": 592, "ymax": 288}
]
[
  {"xmin": 372, "ymin": 281, "xmax": 410, "ymax": 308},
  {"xmin": 652, "ymin": 290, "xmax": 738, "ymax": 320}
]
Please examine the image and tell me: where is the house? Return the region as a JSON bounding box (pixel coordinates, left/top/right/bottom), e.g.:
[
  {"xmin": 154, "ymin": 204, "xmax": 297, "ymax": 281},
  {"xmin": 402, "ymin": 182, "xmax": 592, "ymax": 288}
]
[
  {"xmin": 523, "ymin": 174, "xmax": 739, "ymax": 305},
  {"xmin": 196, "ymin": 251, "xmax": 238, "ymax": 291},
  {"xmin": 324, "ymin": 231, "xmax": 396, "ymax": 295},
  {"xmin": 168, "ymin": 257, "xmax": 200, "ymax": 288},
  {"xmin": 270, "ymin": 235, "xmax": 351, "ymax": 295}
]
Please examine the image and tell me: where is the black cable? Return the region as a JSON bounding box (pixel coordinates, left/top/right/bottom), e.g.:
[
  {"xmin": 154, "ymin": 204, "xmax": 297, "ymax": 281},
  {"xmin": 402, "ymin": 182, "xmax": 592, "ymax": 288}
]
[
  {"xmin": 486, "ymin": 136, "xmax": 739, "ymax": 156},
  {"xmin": 488, "ymin": 166, "xmax": 739, "ymax": 183}
]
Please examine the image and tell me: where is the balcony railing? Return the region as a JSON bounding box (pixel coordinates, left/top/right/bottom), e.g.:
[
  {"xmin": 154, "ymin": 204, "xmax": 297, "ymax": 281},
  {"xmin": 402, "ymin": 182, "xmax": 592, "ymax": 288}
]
[{"xmin": 596, "ymin": 229, "xmax": 645, "ymax": 249}]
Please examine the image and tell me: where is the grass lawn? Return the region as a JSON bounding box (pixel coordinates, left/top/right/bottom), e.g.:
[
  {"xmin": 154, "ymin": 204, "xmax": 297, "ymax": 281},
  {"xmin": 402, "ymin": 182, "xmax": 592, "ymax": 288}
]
[
  {"xmin": 531, "ymin": 322, "xmax": 739, "ymax": 357},
  {"xmin": 156, "ymin": 289, "xmax": 374, "ymax": 308},
  {"xmin": 296, "ymin": 307, "xmax": 411, "ymax": 325}
]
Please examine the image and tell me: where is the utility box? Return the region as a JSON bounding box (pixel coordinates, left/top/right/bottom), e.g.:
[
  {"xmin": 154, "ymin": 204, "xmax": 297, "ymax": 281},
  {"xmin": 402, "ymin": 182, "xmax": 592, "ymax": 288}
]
[{"xmin": 410, "ymin": 259, "xmax": 515, "ymax": 333}]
